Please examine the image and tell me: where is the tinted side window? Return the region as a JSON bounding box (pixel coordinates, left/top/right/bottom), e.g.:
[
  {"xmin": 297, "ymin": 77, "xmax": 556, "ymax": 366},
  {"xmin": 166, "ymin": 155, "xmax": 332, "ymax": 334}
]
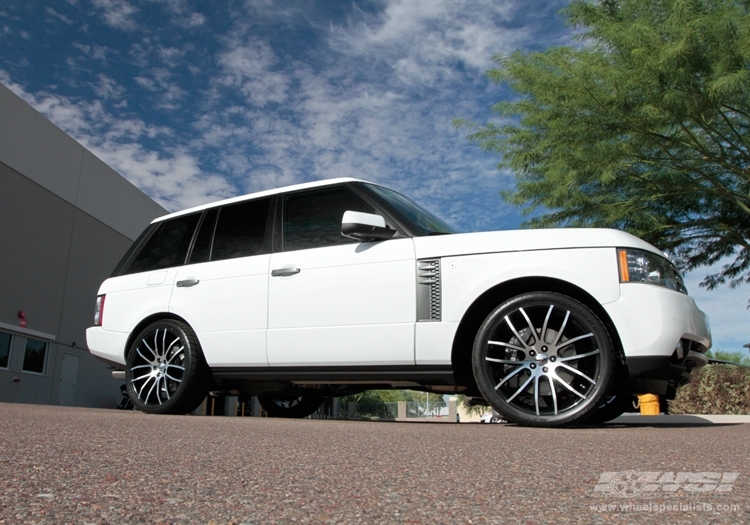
[
  {"xmin": 212, "ymin": 198, "xmax": 271, "ymax": 261},
  {"xmin": 127, "ymin": 213, "xmax": 200, "ymax": 274},
  {"xmin": 188, "ymin": 208, "xmax": 218, "ymax": 265},
  {"xmin": 283, "ymin": 187, "xmax": 374, "ymax": 251}
]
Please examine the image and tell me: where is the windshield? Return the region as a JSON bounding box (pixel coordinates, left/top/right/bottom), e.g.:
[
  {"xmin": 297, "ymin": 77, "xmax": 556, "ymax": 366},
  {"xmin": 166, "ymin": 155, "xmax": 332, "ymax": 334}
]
[{"xmin": 366, "ymin": 183, "xmax": 455, "ymax": 236}]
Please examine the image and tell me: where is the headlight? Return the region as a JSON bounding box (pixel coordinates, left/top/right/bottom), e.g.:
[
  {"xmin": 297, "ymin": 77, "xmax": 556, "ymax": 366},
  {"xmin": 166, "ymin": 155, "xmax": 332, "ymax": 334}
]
[{"xmin": 617, "ymin": 248, "xmax": 687, "ymax": 294}]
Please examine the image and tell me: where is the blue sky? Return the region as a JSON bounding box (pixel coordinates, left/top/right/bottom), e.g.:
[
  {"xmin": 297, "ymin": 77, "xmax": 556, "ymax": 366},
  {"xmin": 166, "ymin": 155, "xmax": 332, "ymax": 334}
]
[{"xmin": 0, "ymin": 0, "xmax": 747, "ymax": 354}]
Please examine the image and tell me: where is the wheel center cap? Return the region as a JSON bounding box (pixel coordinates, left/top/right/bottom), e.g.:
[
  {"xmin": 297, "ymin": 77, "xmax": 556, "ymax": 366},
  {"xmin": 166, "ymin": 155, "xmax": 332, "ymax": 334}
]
[{"xmin": 535, "ymin": 353, "xmax": 549, "ymax": 365}]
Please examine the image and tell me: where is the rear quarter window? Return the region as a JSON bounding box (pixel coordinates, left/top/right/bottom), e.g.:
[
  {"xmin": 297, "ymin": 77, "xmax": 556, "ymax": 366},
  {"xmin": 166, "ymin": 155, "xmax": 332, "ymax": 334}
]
[{"xmin": 124, "ymin": 213, "xmax": 201, "ymax": 274}]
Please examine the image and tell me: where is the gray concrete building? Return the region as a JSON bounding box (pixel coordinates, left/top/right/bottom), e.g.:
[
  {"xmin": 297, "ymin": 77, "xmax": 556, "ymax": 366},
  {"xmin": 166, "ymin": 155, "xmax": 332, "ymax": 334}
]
[{"xmin": 0, "ymin": 81, "xmax": 166, "ymax": 408}]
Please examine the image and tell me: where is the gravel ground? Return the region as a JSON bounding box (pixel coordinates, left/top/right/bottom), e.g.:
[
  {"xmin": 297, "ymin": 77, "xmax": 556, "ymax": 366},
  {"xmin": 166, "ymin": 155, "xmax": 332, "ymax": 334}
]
[{"xmin": 0, "ymin": 403, "xmax": 748, "ymax": 524}]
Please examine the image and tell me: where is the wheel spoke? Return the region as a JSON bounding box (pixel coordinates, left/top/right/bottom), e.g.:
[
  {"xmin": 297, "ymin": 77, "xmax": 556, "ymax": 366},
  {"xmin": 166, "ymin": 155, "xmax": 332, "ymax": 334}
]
[
  {"xmin": 165, "ymin": 335, "xmax": 181, "ymax": 356},
  {"xmin": 506, "ymin": 373, "xmax": 534, "ymax": 403},
  {"xmin": 486, "ymin": 357, "xmax": 524, "ymax": 365},
  {"xmin": 551, "ymin": 372, "xmax": 587, "ymax": 399},
  {"xmin": 154, "ymin": 376, "xmax": 165, "ymax": 404},
  {"xmin": 559, "ymin": 348, "xmax": 600, "ymax": 362},
  {"xmin": 137, "ymin": 346, "xmax": 155, "ymax": 363},
  {"xmin": 549, "ymin": 375, "xmax": 558, "ymax": 415},
  {"xmin": 130, "ymin": 364, "xmax": 152, "ymax": 371},
  {"xmin": 166, "ymin": 347, "xmax": 185, "ymax": 365},
  {"xmin": 519, "ymin": 308, "xmax": 537, "ymax": 342},
  {"xmin": 505, "ymin": 316, "xmax": 531, "ymax": 350},
  {"xmin": 159, "ymin": 376, "xmax": 170, "ymax": 400},
  {"xmin": 534, "ymin": 376, "xmax": 540, "ymax": 416},
  {"xmin": 494, "ymin": 363, "xmax": 529, "ymax": 390},
  {"xmin": 153, "ymin": 331, "xmax": 162, "ymax": 358},
  {"xmin": 137, "ymin": 375, "xmax": 155, "ymax": 399},
  {"xmin": 557, "ymin": 332, "xmax": 594, "ymax": 349},
  {"xmin": 132, "ymin": 371, "xmax": 154, "ymax": 383},
  {"xmin": 165, "ymin": 373, "xmax": 183, "ymax": 383},
  {"xmin": 488, "ymin": 340, "xmax": 525, "ymax": 352},
  {"xmin": 147, "ymin": 377, "xmax": 160, "ymax": 404},
  {"xmin": 541, "ymin": 305, "xmax": 554, "ymax": 344},
  {"xmin": 557, "ymin": 362, "xmax": 596, "ymax": 384},
  {"xmin": 552, "ymin": 310, "xmax": 571, "ymax": 347}
]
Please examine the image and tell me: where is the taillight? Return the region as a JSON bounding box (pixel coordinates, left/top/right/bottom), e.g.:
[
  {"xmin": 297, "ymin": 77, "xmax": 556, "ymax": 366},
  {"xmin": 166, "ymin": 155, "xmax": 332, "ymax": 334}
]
[{"xmin": 94, "ymin": 295, "xmax": 106, "ymax": 326}]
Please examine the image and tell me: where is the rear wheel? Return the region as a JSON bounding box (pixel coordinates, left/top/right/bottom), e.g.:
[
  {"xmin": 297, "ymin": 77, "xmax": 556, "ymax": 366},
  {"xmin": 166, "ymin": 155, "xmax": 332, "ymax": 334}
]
[
  {"xmin": 472, "ymin": 292, "xmax": 615, "ymax": 427},
  {"xmin": 126, "ymin": 320, "xmax": 208, "ymax": 415},
  {"xmin": 258, "ymin": 395, "xmax": 323, "ymax": 418}
]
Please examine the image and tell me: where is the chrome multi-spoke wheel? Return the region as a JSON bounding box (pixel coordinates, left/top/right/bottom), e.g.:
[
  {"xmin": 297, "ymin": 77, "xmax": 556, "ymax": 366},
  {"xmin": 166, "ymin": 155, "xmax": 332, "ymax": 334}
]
[
  {"xmin": 258, "ymin": 394, "xmax": 323, "ymax": 418},
  {"xmin": 472, "ymin": 292, "xmax": 614, "ymax": 427},
  {"xmin": 126, "ymin": 320, "xmax": 208, "ymax": 414}
]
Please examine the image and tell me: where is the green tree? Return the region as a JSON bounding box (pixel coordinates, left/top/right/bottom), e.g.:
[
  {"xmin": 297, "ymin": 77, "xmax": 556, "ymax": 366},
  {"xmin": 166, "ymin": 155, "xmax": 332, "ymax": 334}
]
[
  {"xmin": 705, "ymin": 348, "xmax": 750, "ymax": 366},
  {"xmin": 462, "ymin": 0, "xmax": 750, "ymax": 291}
]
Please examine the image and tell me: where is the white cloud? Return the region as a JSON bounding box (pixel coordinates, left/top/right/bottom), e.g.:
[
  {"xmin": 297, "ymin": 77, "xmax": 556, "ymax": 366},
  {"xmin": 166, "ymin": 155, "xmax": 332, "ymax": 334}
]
[
  {"xmin": 92, "ymin": 73, "xmax": 125, "ymax": 100},
  {"xmin": 328, "ymin": 0, "xmax": 527, "ymax": 87},
  {"xmin": 45, "ymin": 7, "xmax": 74, "ymax": 25},
  {"xmin": 147, "ymin": 0, "xmax": 206, "ymax": 28},
  {"xmin": 92, "ymin": 0, "xmax": 138, "ymax": 31},
  {"xmin": 216, "ymin": 39, "xmax": 289, "ymax": 107},
  {"xmin": 90, "ymin": 142, "xmax": 235, "ymax": 210},
  {"xmin": 133, "ymin": 67, "xmax": 186, "ymax": 109},
  {"xmin": 72, "ymin": 43, "xmax": 113, "ymax": 62}
]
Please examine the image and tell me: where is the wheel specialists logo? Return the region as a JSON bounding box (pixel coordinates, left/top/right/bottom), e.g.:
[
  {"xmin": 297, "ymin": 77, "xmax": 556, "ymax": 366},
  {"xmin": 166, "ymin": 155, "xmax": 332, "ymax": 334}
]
[{"xmin": 593, "ymin": 471, "xmax": 740, "ymax": 497}]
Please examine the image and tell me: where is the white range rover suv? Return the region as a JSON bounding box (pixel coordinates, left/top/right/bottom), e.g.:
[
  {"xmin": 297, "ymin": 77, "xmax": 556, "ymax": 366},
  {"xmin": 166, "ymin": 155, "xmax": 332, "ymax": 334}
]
[{"xmin": 86, "ymin": 178, "xmax": 711, "ymax": 427}]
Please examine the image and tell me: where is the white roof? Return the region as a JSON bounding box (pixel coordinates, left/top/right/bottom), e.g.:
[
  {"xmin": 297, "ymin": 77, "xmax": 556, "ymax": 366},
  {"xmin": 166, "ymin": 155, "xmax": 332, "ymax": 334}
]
[{"xmin": 152, "ymin": 177, "xmax": 366, "ymax": 223}]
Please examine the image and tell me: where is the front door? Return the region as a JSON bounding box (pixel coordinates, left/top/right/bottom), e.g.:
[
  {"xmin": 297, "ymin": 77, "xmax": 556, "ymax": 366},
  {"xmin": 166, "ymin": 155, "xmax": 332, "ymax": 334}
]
[{"xmin": 267, "ymin": 186, "xmax": 416, "ymax": 367}]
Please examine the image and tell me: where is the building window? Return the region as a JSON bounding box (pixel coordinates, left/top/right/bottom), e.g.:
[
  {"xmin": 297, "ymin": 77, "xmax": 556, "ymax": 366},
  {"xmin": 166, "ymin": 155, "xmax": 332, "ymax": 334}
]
[
  {"xmin": 0, "ymin": 332, "xmax": 11, "ymax": 368},
  {"xmin": 22, "ymin": 338, "xmax": 47, "ymax": 374}
]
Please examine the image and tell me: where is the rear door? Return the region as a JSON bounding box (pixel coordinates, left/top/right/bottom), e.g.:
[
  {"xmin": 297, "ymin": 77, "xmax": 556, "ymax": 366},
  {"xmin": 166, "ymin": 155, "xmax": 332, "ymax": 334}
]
[
  {"xmin": 103, "ymin": 213, "xmax": 201, "ymax": 336},
  {"xmin": 169, "ymin": 198, "xmax": 272, "ymax": 367}
]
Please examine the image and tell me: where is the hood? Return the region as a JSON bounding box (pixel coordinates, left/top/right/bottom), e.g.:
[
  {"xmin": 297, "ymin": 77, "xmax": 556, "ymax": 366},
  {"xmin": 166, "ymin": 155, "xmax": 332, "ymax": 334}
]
[{"xmin": 412, "ymin": 228, "xmax": 662, "ymax": 259}]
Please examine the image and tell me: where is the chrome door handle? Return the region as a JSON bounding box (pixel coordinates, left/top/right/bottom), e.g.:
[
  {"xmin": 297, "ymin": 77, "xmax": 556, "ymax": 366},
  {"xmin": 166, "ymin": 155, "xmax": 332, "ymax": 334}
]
[
  {"xmin": 271, "ymin": 267, "xmax": 301, "ymax": 277},
  {"xmin": 176, "ymin": 278, "xmax": 200, "ymax": 288}
]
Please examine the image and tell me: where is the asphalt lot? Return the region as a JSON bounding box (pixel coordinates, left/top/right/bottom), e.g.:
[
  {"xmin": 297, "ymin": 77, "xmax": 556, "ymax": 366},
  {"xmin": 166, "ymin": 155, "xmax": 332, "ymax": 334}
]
[{"xmin": 0, "ymin": 403, "xmax": 748, "ymax": 525}]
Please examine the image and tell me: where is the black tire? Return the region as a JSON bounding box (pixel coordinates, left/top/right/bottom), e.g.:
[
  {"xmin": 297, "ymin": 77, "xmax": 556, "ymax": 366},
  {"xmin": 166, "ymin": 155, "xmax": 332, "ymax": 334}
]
[
  {"xmin": 258, "ymin": 394, "xmax": 323, "ymax": 418},
  {"xmin": 126, "ymin": 319, "xmax": 208, "ymax": 415},
  {"xmin": 585, "ymin": 393, "xmax": 637, "ymax": 424},
  {"xmin": 472, "ymin": 292, "xmax": 615, "ymax": 427}
]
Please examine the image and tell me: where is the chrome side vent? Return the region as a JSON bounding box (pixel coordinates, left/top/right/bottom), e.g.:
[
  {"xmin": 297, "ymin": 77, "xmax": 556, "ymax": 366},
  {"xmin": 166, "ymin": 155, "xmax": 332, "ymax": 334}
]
[{"xmin": 417, "ymin": 259, "xmax": 441, "ymax": 322}]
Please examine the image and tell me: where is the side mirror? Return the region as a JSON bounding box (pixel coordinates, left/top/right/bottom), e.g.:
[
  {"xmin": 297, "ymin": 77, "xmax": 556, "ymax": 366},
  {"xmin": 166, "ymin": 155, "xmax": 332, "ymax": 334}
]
[{"xmin": 341, "ymin": 211, "xmax": 396, "ymax": 241}]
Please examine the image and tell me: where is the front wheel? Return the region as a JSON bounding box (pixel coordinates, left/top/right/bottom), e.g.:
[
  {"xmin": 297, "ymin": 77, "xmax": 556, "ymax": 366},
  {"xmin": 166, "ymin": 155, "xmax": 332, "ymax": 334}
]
[
  {"xmin": 258, "ymin": 395, "xmax": 323, "ymax": 418},
  {"xmin": 585, "ymin": 393, "xmax": 637, "ymax": 424},
  {"xmin": 126, "ymin": 320, "xmax": 208, "ymax": 415},
  {"xmin": 472, "ymin": 292, "xmax": 615, "ymax": 427}
]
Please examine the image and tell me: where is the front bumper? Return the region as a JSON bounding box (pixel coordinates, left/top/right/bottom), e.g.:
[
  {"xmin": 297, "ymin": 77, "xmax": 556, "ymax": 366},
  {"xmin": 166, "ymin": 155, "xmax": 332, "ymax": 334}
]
[
  {"xmin": 603, "ymin": 283, "xmax": 711, "ymax": 359},
  {"xmin": 603, "ymin": 283, "xmax": 711, "ymax": 395}
]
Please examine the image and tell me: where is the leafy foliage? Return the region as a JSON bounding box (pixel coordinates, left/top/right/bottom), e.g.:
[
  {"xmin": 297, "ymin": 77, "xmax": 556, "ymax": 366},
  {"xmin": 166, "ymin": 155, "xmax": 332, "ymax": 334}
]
[
  {"xmin": 670, "ymin": 364, "xmax": 750, "ymax": 414},
  {"xmin": 705, "ymin": 348, "xmax": 750, "ymax": 366},
  {"xmin": 456, "ymin": 394, "xmax": 491, "ymax": 417},
  {"xmin": 463, "ymin": 0, "xmax": 750, "ymax": 290}
]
